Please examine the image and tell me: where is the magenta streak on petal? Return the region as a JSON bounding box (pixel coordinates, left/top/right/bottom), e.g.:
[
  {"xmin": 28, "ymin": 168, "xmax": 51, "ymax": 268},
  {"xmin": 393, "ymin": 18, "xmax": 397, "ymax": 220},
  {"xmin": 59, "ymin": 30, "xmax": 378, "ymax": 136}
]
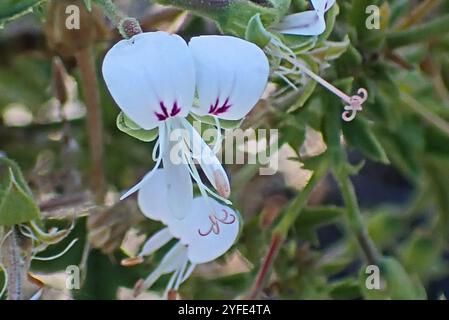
[
  {"xmin": 154, "ymin": 101, "xmax": 181, "ymax": 121},
  {"xmin": 170, "ymin": 101, "xmax": 181, "ymax": 116},
  {"xmin": 198, "ymin": 209, "xmax": 236, "ymax": 237},
  {"xmin": 209, "ymin": 97, "xmax": 232, "ymax": 116}
]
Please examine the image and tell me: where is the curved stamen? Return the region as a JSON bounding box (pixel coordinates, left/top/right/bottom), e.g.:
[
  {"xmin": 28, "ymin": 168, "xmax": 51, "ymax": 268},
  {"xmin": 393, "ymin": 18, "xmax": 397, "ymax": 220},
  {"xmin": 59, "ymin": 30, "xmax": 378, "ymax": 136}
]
[
  {"xmin": 198, "ymin": 210, "xmax": 236, "ymax": 236},
  {"xmin": 32, "ymin": 238, "xmax": 78, "ymax": 261},
  {"xmin": 216, "ymin": 209, "xmax": 236, "ymax": 225},
  {"xmin": 198, "ymin": 215, "xmax": 220, "ymax": 236},
  {"xmin": 0, "ymin": 263, "xmax": 8, "ymax": 299},
  {"xmin": 342, "ymin": 88, "xmax": 368, "ymax": 122},
  {"xmin": 267, "ymin": 38, "xmax": 369, "ymax": 121},
  {"xmin": 0, "ymin": 230, "xmax": 10, "ymax": 299}
]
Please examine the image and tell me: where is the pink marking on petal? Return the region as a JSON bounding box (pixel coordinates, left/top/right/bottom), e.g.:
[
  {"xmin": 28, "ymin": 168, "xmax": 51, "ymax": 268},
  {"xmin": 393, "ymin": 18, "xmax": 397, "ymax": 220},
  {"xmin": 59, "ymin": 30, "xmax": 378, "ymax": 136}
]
[
  {"xmin": 154, "ymin": 101, "xmax": 182, "ymax": 121},
  {"xmin": 209, "ymin": 97, "xmax": 232, "ymax": 116},
  {"xmin": 170, "ymin": 101, "xmax": 181, "ymax": 117},
  {"xmin": 208, "ymin": 98, "xmax": 220, "ymax": 114}
]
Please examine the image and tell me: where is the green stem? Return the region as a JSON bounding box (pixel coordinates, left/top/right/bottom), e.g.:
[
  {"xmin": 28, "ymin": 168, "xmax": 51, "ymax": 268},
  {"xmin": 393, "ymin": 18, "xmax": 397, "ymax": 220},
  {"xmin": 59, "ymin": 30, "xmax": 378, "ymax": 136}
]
[
  {"xmin": 387, "ymin": 13, "xmax": 449, "ymax": 49},
  {"xmin": 95, "ymin": 0, "xmax": 141, "ymax": 38},
  {"xmin": 75, "ymin": 47, "xmax": 106, "ymax": 203},
  {"xmin": 5, "ymin": 226, "xmax": 24, "ymax": 300},
  {"xmin": 155, "ymin": 0, "xmax": 230, "ymax": 13},
  {"xmin": 334, "ymin": 168, "xmax": 381, "ymax": 265},
  {"xmin": 273, "ymin": 160, "xmax": 328, "ymax": 236}
]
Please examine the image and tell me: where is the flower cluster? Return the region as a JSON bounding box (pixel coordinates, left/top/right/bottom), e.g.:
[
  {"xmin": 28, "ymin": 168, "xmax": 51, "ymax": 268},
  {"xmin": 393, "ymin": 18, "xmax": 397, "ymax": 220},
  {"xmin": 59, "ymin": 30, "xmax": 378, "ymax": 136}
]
[{"xmin": 102, "ymin": 31, "xmax": 268, "ymax": 295}]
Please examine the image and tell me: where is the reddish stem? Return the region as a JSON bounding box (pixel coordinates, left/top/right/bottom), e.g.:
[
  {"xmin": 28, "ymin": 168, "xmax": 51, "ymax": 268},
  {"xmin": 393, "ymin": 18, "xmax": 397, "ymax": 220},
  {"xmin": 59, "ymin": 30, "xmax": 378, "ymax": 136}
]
[
  {"xmin": 75, "ymin": 47, "xmax": 106, "ymax": 203},
  {"xmin": 248, "ymin": 233, "xmax": 284, "ymax": 300}
]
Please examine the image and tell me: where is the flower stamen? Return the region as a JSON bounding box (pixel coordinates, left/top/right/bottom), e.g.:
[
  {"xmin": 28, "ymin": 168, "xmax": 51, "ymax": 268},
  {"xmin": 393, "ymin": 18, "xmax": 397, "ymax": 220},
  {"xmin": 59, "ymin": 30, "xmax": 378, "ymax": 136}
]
[{"xmin": 198, "ymin": 209, "xmax": 236, "ymax": 236}]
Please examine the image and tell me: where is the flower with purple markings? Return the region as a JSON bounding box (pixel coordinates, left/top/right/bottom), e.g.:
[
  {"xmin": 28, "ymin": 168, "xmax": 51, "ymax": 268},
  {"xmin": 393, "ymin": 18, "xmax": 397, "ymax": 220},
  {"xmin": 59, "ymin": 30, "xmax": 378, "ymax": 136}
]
[
  {"xmin": 129, "ymin": 169, "xmax": 240, "ymax": 297},
  {"xmin": 102, "ymin": 31, "xmax": 269, "ymax": 219}
]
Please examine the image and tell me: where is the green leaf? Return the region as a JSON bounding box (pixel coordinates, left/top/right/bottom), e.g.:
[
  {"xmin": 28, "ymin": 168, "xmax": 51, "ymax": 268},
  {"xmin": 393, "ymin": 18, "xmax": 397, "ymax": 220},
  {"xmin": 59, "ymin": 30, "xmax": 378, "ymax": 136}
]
[
  {"xmin": 283, "ymin": 35, "xmax": 318, "ymax": 55},
  {"xmin": 0, "ymin": 0, "xmax": 47, "ymax": 25},
  {"xmin": 116, "ymin": 112, "xmax": 159, "ymax": 142},
  {"xmin": 0, "ymin": 168, "xmax": 40, "ymax": 226},
  {"xmin": 295, "ymin": 206, "xmax": 344, "ymax": 242},
  {"xmin": 379, "ymin": 257, "xmax": 427, "ymax": 300},
  {"xmin": 296, "ymin": 206, "xmax": 344, "ymax": 230},
  {"xmin": 367, "ymin": 209, "xmax": 402, "ymax": 248},
  {"xmin": 401, "ymin": 234, "xmax": 442, "ymax": 278},
  {"xmin": 0, "ymin": 157, "xmax": 33, "ymax": 197},
  {"xmin": 287, "ymin": 80, "xmax": 317, "ymax": 113},
  {"xmin": 84, "ymin": 0, "xmax": 92, "ymax": 11},
  {"xmin": 311, "ymin": 36, "xmax": 350, "ymax": 62},
  {"xmin": 245, "ymin": 14, "xmax": 272, "ymax": 48},
  {"xmin": 342, "ymin": 118, "xmax": 389, "ymax": 164},
  {"xmin": 278, "ymin": 115, "xmax": 305, "ymax": 152},
  {"xmin": 328, "ymin": 278, "xmax": 361, "ymax": 299}
]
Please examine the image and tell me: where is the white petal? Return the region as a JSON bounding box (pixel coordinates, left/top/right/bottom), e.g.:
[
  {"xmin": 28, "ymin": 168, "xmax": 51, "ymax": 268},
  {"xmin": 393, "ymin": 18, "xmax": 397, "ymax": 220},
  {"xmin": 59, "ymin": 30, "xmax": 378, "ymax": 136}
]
[
  {"xmin": 312, "ymin": 0, "xmax": 336, "ymax": 14},
  {"xmin": 137, "ymin": 169, "xmax": 169, "ymax": 222},
  {"xmin": 140, "ymin": 242, "xmax": 187, "ymax": 291},
  {"xmin": 139, "ymin": 228, "xmax": 173, "ymax": 257},
  {"xmin": 186, "ymin": 121, "xmax": 230, "ymax": 198},
  {"xmin": 163, "ymin": 127, "xmax": 193, "ymax": 220},
  {"xmin": 184, "ymin": 197, "xmax": 240, "ymax": 264},
  {"xmin": 277, "ymin": 11, "xmax": 326, "ymax": 36},
  {"xmin": 137, "ymin": 169, "xmax": 187, "ymax": 238},
  {"xmin": 189, "ymin": 36, "xmax": 269, "ymax": 120},
  {"xmin": 102, "ymin": 31, "xmax": 195, "ymax": 130},
  {"xmin": 181, "ymin": 263, "xmax": 196, "ymax": 283},
  {"xmin": 160, "ymin": 242, "xmax": 188, "ymax": 273}
]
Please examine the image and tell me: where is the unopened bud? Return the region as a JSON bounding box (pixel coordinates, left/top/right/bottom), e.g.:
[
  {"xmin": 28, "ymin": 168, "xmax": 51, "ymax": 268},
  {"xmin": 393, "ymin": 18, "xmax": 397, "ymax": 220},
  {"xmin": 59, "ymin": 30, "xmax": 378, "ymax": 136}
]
[{"xmin": 118, "ymin": 18, "xmax": 142, "ymax": 39}]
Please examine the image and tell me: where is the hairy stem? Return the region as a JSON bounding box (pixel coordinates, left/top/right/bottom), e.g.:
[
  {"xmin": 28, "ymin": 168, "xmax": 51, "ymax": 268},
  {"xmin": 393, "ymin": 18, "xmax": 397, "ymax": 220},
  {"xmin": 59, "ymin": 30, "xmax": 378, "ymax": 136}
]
[
  {"xmin": 155, "ymin": 0, "xmax": 230, "ymax": 12},
  {"xmin": 75, "ymin": 47, "xmax": 106, "ymax": 203},
  {"xmin": 5, "ymin": 226, "xmax": 24, "ymax": 300},
  {"xmin": 95, "ymin": 0, "xmax": 142, "ymax": 37}
]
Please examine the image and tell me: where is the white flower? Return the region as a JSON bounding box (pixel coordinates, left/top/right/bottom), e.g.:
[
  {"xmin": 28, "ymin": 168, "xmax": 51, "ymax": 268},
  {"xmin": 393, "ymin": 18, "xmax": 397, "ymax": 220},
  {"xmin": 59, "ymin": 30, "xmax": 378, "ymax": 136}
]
[
  {"xmin": 276, "ymin": 0, "xmax": 336, "ymax": 36},
  {"xmin": 133, "ymin": 169, "xmax": 240, "ymax": 296},
  {"xmin": 102, "ymin": 32, "xmax": 269, "ymax": 219}
]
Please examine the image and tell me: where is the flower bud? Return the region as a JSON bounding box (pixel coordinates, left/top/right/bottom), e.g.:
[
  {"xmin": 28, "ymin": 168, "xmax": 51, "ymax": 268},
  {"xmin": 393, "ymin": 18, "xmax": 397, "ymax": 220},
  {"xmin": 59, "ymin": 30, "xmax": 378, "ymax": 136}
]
[{"xmin": 118, "ymin": 17, "xmax": 142, "ymax": 39}]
